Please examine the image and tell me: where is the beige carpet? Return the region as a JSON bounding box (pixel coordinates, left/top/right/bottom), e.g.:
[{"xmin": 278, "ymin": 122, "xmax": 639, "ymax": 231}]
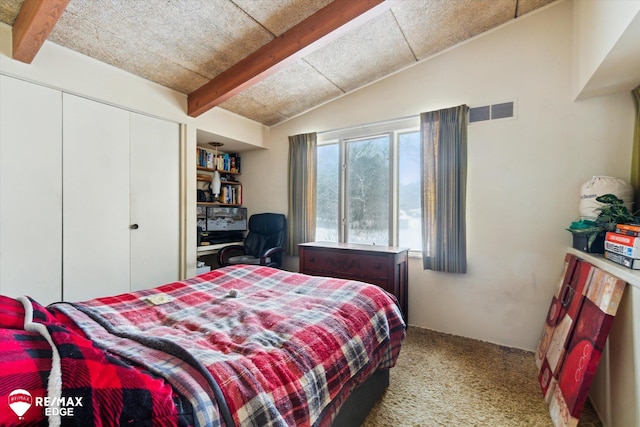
[{"xmin": 363, "ymin": 327, "xmax": 603, "ymax": 427}]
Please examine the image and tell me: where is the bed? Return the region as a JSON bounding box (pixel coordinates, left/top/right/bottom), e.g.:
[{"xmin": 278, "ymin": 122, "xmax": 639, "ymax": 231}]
[{"xmin": 0, "ymin": 264, "xmax": 405, "ymax": 426}]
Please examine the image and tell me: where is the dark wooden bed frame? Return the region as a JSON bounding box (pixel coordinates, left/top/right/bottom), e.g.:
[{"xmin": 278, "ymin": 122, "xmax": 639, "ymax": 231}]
[{"xmin": 330, "ymin": 369, "xmax": 390, "ymax": 426}]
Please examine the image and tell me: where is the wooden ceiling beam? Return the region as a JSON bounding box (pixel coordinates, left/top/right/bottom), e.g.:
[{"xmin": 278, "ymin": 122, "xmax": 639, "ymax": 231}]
[
  {"xmin": 188, "ymin": 0, "xmax": 394, "ymax": 118},
  {"xmin": 12, "ymin": 0, "xmax": 70, "ymax": 64}
]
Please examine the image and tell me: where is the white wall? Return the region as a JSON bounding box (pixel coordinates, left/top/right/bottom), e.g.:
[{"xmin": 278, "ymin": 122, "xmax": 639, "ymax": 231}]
[
  {"xmin": 241, "ymin": 0, "xmax": 635, "ymax": 350},
  {"xmin": 1, "ymin": 2, "xmax": 634, "ymax": 350},
  {"xmin": 0, "ymin": 23, "xmax": 267, "ymax": 146},
  {"xmin": 573, "ymin": 0, "xmax": 640, "ymax": 99},
  {"xmin": 0, "ymin": 23, "xmax": 268, "ymax": 277}
]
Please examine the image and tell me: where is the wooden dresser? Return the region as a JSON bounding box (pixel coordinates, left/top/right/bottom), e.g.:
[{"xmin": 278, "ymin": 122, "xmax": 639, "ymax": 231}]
[{"xmin": 298, "ymin": 242, "xmax": 409, "ymax": 322}]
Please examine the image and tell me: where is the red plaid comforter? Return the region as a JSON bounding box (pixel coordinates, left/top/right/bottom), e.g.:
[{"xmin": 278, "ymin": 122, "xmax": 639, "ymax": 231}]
[
  {"xmin": 0, "ymin": 295, "xmax": 184, "ymax": 427},
  {"xmin": 50, "ymin": 265, "xmax": 406, "ymax": 427}
]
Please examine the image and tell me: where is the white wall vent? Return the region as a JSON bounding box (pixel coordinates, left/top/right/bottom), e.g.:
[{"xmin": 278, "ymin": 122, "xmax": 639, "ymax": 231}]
[{"xmin": 469, "ymin": 101, "xmax": 515, "ymax": 123}]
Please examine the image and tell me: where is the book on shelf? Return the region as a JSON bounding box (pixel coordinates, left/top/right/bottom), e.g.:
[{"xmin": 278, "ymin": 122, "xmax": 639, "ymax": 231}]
[
  {"xmin": 604, "ymin": 240, "xmax": 640, "ymax": 258},
  {"xmin": 604, "ymin": 250, "xmax": 640, "ymax": 270},
  {"xmin": 605, "ymin": 231, "xmax": 640, "ymax": 249},
  {"xmin": 615, "ymin": 223, "xmax": 640, "ymax": 237},
  {"xmin": 220, "ymin": 187, "xmax": 227, "ymax": 204},
  {"xmin": 196, "ymin": 148, "xmax": 241, "ymax": 173},
  {"xmin": 218, "ymin": 185, "xmax": 242, "ymax": 205}
]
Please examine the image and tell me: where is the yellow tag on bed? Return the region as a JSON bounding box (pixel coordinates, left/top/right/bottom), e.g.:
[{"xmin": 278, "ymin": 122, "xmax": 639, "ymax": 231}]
[{"xmin": 144, "ymin": 294, "xmax": 174, "ymax": 305}]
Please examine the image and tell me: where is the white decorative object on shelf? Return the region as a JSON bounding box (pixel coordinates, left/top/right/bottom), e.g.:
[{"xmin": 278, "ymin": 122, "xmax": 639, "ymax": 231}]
[
  {"xmin": 579, "ymin": 176, "xmax": 633, "ymax": 219},
  {"xmin": 211, "ymin": 171, "xmax": 221, "ymax": 198},
  {"xmin": 209, "ymin": 142, "xmax": 224, "ymax": 198}
]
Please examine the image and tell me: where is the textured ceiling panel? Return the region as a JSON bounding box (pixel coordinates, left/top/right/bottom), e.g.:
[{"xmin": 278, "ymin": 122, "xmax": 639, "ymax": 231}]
[
  {"xmin": 48, "ymin": 11, "xmax": 210, "ymax": 94},
  {"xmin": 48, "ymin": 0, "xmax": 275, "ymax": 93},
  {"xmin": 392, "ymin": 0, "xmax": 517, "ymax": 61},
  {"xmin": 305, "ymin": 10, "xmax": 416, "ymax": 93},
  {"xmin": 0, "ymin": 0, "xmax": 21, "ymax": 24},
  {"xmin": 232, "ymin": 0, "xmax": 334, "ymax": 36},
  {"xmin": 0, "ymin": 0, "xmax": 559, "ymax": 126},
  {"xmin": 220, "ymin": 59, "xmax": 344, "ymax": 125}
]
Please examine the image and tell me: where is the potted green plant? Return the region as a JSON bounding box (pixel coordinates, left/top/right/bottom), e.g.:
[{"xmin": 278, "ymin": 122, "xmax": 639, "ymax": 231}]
[{"xmin": 567, "ymin": 194, "xmax": 639, "ymax": 253}]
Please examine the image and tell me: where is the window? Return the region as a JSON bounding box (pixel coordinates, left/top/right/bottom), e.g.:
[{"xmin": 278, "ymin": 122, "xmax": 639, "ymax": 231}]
[
  {"xmin": 316, "ymin": 118, "xmax": 422, "ymax": 252},
  {"xmin": 397, "ymin": 131, "xmax": 421, "ymax": 251},
  {"xmin": 316, "ymin": 143, "xmax": 339, "ymax": 242}
]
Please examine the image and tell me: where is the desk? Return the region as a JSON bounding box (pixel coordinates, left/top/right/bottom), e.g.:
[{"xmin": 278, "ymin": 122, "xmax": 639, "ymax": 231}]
[
  {"xmin": 298, "ymin": 242, "xmax": 409, "ymax": 322},
  {"xmin": 197, "ymin": 242, "xmax": 243, "ymax": 256}
]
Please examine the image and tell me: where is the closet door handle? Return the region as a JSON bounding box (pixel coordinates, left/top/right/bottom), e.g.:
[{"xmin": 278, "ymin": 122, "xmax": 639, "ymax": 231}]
[{"xmin": 130, "ymin": 224, "xmax": 139, "ymax": 230}]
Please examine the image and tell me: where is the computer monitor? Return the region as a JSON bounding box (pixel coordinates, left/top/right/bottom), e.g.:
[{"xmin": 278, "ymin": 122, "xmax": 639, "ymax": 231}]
[{"xmin": 201, "ymin": 207, "xmax": 247, "ymax": 232}]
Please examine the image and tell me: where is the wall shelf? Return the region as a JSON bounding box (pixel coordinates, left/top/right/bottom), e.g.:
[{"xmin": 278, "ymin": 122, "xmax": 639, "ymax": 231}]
[
  {"xmin": 197, "ymin": 202, "xmax": 242, "ymax": 207},
  {"xmin": 196, "ymin": 166, "xmax": 240, "ymax": 175}
]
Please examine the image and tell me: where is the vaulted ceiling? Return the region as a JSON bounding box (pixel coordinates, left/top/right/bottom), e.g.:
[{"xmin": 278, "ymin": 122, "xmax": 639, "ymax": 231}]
[{"xmin": 0, "ymin": 0, "xmax": 556, "ymax": 126}]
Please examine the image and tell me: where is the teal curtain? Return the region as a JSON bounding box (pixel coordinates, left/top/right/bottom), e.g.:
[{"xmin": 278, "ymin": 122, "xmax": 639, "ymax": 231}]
[
  {"xmin": 632, "ymin": 86, "xmax": 640, "ymax": 211},
  {"xmin": 287, "ymin": 133, "xmax": 317, "ymax": 256},
  {"xmin": 420, "ymin": 105, "xmax": 469, "ymax": 273}
]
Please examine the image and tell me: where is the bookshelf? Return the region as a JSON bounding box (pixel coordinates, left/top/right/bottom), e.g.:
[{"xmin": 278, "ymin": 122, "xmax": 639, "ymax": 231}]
[{"xmin": 196, "ymin": 147, "xmax": 242, "ymax": 207}]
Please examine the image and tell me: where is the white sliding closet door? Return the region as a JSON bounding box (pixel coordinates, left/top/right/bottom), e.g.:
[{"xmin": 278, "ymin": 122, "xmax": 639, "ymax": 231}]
[
  {"xmin": 0, "ymin": 76, "xmax": 62, "ymax": 304},
  {"xmin": 63, "ymin": 94, "xmax": 130, "ymax": 301},
  {"xmin": 130, "ymin": 113, "xmax": 179, "ymax": 291}
]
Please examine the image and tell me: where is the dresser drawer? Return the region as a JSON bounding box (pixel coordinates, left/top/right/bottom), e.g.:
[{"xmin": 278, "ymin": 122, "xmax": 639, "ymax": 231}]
[
  {"xmin": 302, "ymin": 250, "xmax": 390, "ymax": 280},
  {"xmin": 299, "ymin": 242, "xmax": 409, "ymax": 322}
]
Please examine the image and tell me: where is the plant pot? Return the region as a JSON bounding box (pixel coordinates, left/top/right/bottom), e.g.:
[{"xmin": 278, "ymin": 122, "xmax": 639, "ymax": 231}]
[{"xmin": 571, "ymin": 232, "xmax": 605, "ymax": 254}]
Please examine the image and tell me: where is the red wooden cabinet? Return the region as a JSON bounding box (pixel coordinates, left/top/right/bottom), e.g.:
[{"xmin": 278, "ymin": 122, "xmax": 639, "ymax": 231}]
[{"xmin": 298, "ymin": 242, "xmax": 409, "ymax": 322}]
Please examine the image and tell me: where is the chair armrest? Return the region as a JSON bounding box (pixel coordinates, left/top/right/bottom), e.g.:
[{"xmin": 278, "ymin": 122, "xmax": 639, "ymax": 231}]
[
  {"xmin": 259, "ymin": 247, "xmax": 285, "ymax": 267},
  {"xmin": 217, "ymin": 244, "xmax": 245, "ymax": 267}
]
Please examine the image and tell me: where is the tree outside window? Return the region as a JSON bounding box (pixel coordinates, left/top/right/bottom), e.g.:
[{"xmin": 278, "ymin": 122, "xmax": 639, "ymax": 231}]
[{"xmin": 316, "ymin": 125, "xmax": 422, "ymax": 252}]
